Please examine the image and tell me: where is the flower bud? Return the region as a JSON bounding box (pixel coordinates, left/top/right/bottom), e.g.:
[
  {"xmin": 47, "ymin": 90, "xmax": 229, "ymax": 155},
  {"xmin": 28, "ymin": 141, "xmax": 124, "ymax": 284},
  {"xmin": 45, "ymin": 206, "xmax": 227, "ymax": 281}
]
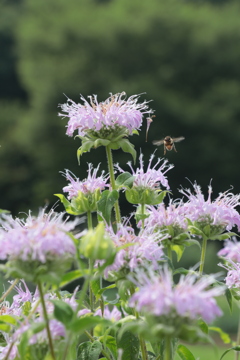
[{"xmin": 79, "ymin": 223, "xmax": 115, "ymax": 260}]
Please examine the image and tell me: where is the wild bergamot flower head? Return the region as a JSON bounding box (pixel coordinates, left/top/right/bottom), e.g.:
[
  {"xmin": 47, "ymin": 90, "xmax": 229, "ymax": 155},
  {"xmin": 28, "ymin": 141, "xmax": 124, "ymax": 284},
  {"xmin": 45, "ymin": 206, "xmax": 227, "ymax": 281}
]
[
  {"xmin": 59, "ymin": 92, "xmax": 152, "ymax": 138},
  {"xmin": 0, "ymin": 209, "xmax": 80, "ymax": 282}
]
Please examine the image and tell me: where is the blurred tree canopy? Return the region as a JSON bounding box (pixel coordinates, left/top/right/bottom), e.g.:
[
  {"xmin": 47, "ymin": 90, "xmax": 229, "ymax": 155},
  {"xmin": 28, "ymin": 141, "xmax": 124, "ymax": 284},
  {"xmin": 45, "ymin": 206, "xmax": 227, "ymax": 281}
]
[{"xmin": 1, "ymin": 0, "xmax": 240, "ymax": 216}]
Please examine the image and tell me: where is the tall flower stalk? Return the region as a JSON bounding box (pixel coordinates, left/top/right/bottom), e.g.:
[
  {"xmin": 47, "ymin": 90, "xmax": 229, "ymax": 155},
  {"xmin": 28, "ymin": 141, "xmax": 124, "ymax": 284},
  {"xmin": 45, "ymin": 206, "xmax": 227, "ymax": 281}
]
[{"xmin": 105, "ymin": 144, "xmax": 121, "ymax": 224}]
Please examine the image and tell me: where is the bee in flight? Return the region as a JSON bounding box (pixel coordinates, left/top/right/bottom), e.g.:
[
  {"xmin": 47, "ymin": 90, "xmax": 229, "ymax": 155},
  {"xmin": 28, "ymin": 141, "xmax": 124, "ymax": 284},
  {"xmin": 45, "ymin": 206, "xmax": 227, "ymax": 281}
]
[{"xmin": 153, "ymin": 136, "xmax": 185, "ymax": 155}]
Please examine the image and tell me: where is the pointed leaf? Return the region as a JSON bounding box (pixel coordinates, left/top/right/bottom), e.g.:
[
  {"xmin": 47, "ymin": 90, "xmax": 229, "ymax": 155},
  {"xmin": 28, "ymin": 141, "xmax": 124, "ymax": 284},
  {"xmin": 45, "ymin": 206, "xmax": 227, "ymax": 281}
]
[
  {"xmin": 117, "ymin": 330, "xmax": 140, "ymax": 360},
  {"xmin": 94, "ymin": 139, "xmax": 110, "ymax": 148},
  {"xmin": 172, "ymin": 245, "xmax": 184, "ymax": 262},
  {"xmin": 225, "ymin": 288, "xmax": 232, "ymax": 312},
  {"xmin": 210, "ymin": 232, "xmax": 238, "ymax": 241},
  {"xmin": 118, "ymin": 139, "xmax": 137, "ymax": 164},
  {"xmin": 97, "ymin": 190, "xmax": 119, "ymax": 224},
  {"xmin": 176, "ymin": 344, "xmax": 196, "ymax": 360},
  {"xmin": 60, "ymin": 269, "xmax": 88, "ymax": 288},
  {"xmin": 209, "ymin": 326, "xmax": 231, "ymax": 344},
  {"xmin": 54, "ymin": 194, "xmax": 77, "ymax": 215},
  {"xmin": 99, "ymin": 335, "xmax": 118, "ymax": 360},
  {"xmin": 51, "ymin": 300, "xmax": 74, "ymax": 326},
  {"xmin": 69, "ymin": 316, "xmax": 110, "ymax": 333},
  {"xmin": 115, "ymin": 172, "xmax": 135, "ymax": 189}
]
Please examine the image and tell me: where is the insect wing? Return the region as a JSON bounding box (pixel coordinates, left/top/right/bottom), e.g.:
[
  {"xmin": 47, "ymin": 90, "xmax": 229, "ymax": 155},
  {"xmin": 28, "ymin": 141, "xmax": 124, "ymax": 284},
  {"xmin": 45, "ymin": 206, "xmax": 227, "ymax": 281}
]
[
  {"xmin": 152, "ymin": 139, "xmax": 165, "ymax": 146},
  {"xmin": 172, "ymin": 137, "xmax": 185, "ymax": 143}
]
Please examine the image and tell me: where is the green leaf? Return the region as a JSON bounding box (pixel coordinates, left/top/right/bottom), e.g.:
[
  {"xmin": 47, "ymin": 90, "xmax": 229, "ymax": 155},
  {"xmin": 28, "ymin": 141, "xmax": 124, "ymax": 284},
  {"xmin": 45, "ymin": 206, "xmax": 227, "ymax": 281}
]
[
  {"xmin": 99, "ymin": 335, "xmax": 118, "ymax": 360},
  {"xmin": 60, "ymin": 269, "xmax": 88, "ymax": 288},
  {"xmin": 220, "ymin": 346, "xmax": 240, "ymax": 360},
  {"xmin": 225, "ymin": 288, "xmax": 232, "ymax": 312},
  {"xmin": 91, "ymin": 277, "xmax": 101, "ymax": 298},
  {"xmin": 115, "ymin": 172, "xmax": 135, "ymax": 189},
  {"xmin": 0, "ymin": 315, "xmax": 17, "ymax": 325},
  {"xmin": 51, "ymin": 300, "xmax": 74, "ymax": 326},
  {"xmin": 96, "ymin": 284, "xmax": 117, "ymax": 301},
  {"xmin": 77, "ymin": 341, "xmax": 102, "ymax": 360},
  {"xmin": 69, "ymin": 316, "xmax": 110, "ymax": 333},
  {"xmin": 198, "ymin": 319, "xmax": 208, "ymax": 334},
  {"xmin": 0, "ymin": 209, "xmax": 10, "ymax": 214},
  {"xmin": 94, "ymin": 138, "xmax": 110, "ymax": 147},
  {"xmin": 117, "ymin": 330, "xmax": 140, "ymax": 360},
  {"xmin": 176, "ymin": 344, "xmax": 196, "ymax": 360},
  {"xmin": 18, "ymin": 331, "xmax": 29, "ymax": 360},
  {"xmin": 76, "ymin": 138, "xmax": 95, "ymax": 164},
  {"xmin": 210, "ymin": 232, "xmax": 238, "ymax": 241},
  {"xmin": 118, "ymin": 139, "xmax": 137, "ymax": 164},
  {"xmin": 54, "ymin": 194, "xmax": 77, "ymax": 215},
  {"xmin": 97, "ymin": 190, "xmax": 119, "ymax": 224},
  {"xmin": 209, "ymin": 326, "xmax": 231, "ymax": 344},
  {"xmin": 172, "ymin": 245, "xmax": 184, "ymax": 261},
  {"xmin": 0, "ymin": 323, "xmax": 10, "ymax": 332}
]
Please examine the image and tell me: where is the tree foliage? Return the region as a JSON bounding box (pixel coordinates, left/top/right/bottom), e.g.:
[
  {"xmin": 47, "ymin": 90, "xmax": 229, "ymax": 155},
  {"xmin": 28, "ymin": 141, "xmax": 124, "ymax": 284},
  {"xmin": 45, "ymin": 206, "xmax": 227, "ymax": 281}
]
[{"xmin": 1, "ymin": 0, "xmax": 240, "ymax": 214}]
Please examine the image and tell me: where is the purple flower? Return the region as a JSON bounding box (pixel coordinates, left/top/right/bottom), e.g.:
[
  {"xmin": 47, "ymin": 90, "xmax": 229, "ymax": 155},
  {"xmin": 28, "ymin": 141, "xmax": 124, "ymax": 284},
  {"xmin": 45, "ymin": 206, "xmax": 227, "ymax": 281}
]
[
  {"xmin": 94, "ymin": 306, "xmax": 122, "ymax": 322},
  {"xmin": 62, "ymin": 163, "xmax": 108, "ymax": 200},
  {"xmin": 219, "ymin": 261, "xmax": 240, "ymax": 289},
  {"xmin": 218, "ymin": 238, "xmax": 240, "ymax": 263},
  {"xmin": 144, "ymin": 201, "xmax": 187, "ymax": 232},
  {"xmin": 116, "ymin": 153, "xmax": 173, "ymax": 191},
  {"xmin": 59, "ymin": 92, "xmax": 152, "ymax": 137},
  {"xmin": 129, "ymin": 267, "xmax": 223, "ymax": 323},
  {"xmin": 180, "ymin": 183, "xmax": 240, "ymax": 232},
  {"xmin": 0, "ymin": 208, "xmax": 79, "ymax": 263},
  {"xmin": 101, "ymin": 224, "xmax": 165, "ymax": 278}
]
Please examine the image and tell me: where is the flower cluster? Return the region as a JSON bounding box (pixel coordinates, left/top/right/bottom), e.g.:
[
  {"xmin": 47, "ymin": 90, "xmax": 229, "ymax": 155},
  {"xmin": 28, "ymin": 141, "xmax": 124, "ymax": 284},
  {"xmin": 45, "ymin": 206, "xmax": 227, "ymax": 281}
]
[
  {"xmin": 218, "ymin": 238, "xmax": 240, "ymax": 290},
  {"xmin": 116, "ymin": 153, "xmax": 173, "ymax": 191},
  {"xmin": 0, "ymin": 209, "xmax": 78, "ymax": 263},
  {"xmin": 129, "ymin": 267, "xmax": 223, "ymax": 323},
  {"xmin": 62, "ymin": 163, "xmax": 108, "ymax": 200},
  {"xmin": 144, "ymin": 200, "xmax": 187, "ymax": 233},
  {"xmin": 59, "ymin": 92, "xmax": 152, "ymax": 137},
  {"xmin": 180, "ymin": 183, "xmax": 240, "ymax": 233},
  {"xmin": 100, "ymin": 224, "xmax": 165, "ymax": 279}
]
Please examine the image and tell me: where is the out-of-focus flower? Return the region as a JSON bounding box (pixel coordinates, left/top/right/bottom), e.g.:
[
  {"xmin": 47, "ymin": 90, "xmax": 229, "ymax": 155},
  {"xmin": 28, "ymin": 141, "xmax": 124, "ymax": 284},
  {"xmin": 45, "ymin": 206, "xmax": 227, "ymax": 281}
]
[
  {"xmin": 219, "ymin": 260, "xmax": 240, "ymax": 289},
  {"xmin": 59, "ymin": 92, "xmax": 152, "ymax": 137},
  {"xmin": 129, "ymin": 267, "xmax": 223, "ymax": 324},
  {"xmin": 99, "ymin": 224, "xmax": 165, "ymax": 280},
  {"xmin": 0, "ymin": 209, "xmax": 79, "ymax": 281},
  {"xmin": 180, "ymin": 183, "xmax": 240, "ymax": 238},
  {"xmin": 217, "ymin": 238, "xmax": 240, "ymax": 263},
  {"xmin": 94, "ymin": 306, "xmax": 122, "ymax": 322},
  {"xmin": 0, "ymin": 209, "xmax": 77, "ymax": 263}
]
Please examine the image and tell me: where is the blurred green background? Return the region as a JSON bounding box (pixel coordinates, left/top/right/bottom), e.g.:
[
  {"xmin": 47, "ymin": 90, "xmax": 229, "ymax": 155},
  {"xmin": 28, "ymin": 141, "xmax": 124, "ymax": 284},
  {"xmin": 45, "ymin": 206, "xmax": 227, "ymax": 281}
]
[{"xmin": 2, "ymin": 0, "xmax": 240, "ymax": 215}]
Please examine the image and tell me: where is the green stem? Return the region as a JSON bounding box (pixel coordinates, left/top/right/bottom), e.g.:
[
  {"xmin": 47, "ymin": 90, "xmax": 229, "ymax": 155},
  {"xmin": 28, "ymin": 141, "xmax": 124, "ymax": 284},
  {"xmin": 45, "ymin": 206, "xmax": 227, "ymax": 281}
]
[
  {"xmin": 141, "ymin": 203, "xmax": 145, "ymax": 229},
  {"xmin": 164, "ymin": 337, "xmax": 172, "ymax": 360},
  {"xmin": 134, "ymin": 310, "xmax": 148, "ymax": 360},
  {"xmin": 87, "ymin": 210, "xmax": 93, "ymax": 230},
  {"xmin": 87, "ymin": 211, "xmax": 94, "ymax": 313},
  {"xmin": 37, "ymin": 281, "xmax": 56, "ymax": 360},
  {"xmin": 105, "ymin": 145, "xmax": 121, "ymax": 224},
  {"xmin": 167, "ymin": 243, "xmax": 172, "ymax": 262},
  {"xmin": 235, "ymin": 311, "xmax": 240, "ymax": 360},
  {"xmin": 3, "ymin": 342, "xmax": 14, "ymax": 360},
  {"xmin": 62, "ymin": 276, "xmax": 93, "ymax": 360},
  {"xmin": 199, "ymin": 236, "xmax": 208, "ymax": 276},
  {"xmin": 0, "ymin": 279, "xmax": 19, "ymax": 303}
]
